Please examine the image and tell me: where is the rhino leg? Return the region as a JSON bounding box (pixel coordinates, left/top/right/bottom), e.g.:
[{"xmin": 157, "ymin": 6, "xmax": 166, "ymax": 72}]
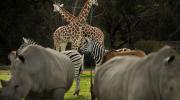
[
  {"xmin": 25, "ymin": 92, "xmax": 42, "ymax": 100},
  {"xmin": 25, "ymin": 96, "xmax": 41, "ymax": 100},
  {"xmin": 0, "ymin": 80, "xmax": 9, "ymax": 87},
  {"xmin": 52, "ymin": 88, "xmax": 65, "ymax": 100}
]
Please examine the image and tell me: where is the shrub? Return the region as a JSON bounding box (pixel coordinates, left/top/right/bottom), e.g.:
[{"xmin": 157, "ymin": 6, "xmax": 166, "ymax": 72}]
[{"xmin": 134, "ymin": 40, "xmax": 166, "ymax": 54}]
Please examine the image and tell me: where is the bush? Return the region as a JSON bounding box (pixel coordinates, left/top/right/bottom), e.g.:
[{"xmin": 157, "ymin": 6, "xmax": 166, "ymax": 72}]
[{"xmin": 134, "ymin": 40, "xmax": 166, "ymax": 54}]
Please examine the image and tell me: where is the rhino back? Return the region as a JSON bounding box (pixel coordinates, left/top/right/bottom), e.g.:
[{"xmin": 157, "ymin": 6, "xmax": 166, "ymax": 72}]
[
  {"xmin": 94, "ymin": 46, "xmax": 179, "ymax": 100},
  {"xmin": 94, "ymin": 56, "xmax": 141, "ymax": 100}
]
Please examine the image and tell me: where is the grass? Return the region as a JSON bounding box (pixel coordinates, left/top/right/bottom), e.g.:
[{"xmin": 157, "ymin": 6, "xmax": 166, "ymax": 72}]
[
  {"xmin": 0, "ymin": 70, "xmax": 92, "ymax": 100},
  {"xmin": 65, "ymin": 72, "xmax": 92, "ymax": 100}
]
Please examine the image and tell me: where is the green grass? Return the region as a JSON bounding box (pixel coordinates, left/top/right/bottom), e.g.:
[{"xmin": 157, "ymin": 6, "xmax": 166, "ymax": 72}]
[
  {"xmin": 0, "ymin": 70, "xmax": 92, "ymax": 100},
  {"xmin": 65, "ymin": 72, "xmax": 92, "ymax": 100}
]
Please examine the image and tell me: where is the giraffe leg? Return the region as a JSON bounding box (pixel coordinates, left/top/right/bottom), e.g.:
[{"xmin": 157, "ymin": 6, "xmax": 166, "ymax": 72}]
[
  {"xmin": 71, "ymin": 42, "xmax": 79, "ymax": 50},
  {"xmin": 54, "ymin": 41, "xmax": 61, "ymax": 52},
  {"xmin": 56, "ymin": 45, "xmax": 60, "ymax": 52},
  {"xmin": 72, "ymin": 36, "xmax": 83, "ymax": 50},
  {"xmin": 60, "ymin": 43, "xmax": 67, "ymax": 51}
]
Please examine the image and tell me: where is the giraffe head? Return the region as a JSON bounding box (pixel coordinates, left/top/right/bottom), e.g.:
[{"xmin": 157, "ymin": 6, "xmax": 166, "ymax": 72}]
[
  {"xmin": 90, "ymin": 0, "xmax": 98, "ymax": 6},
  {"xmin": 53, "ymin": 3, "xmax": 64, "ymax": 12}
]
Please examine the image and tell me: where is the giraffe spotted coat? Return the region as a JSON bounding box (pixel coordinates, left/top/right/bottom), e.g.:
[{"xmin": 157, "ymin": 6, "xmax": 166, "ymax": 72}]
[{"xmin": 53, "ymin": 0, "xmax": 104, "ymax": 51}]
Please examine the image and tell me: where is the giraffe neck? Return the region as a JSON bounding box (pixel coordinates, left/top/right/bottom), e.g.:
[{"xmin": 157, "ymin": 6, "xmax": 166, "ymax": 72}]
[
  {"xmin": 58, "ymin": 6, "xmax": 76, "ymax": 22},
  {"xmin": 76, "ymin": 0, "xmax": 93, "ymax": 23}
]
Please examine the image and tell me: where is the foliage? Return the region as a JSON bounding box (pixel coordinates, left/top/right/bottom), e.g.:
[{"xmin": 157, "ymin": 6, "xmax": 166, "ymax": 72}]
[
  {"xmin": 134, "ymin": 40, "xmax": 166, "ymax": 54},
  {"xmin": 0, "ymin": 0, "xmax": 59, "ymax": 48},
  {"xmin": 94, "ymin": 0, "xmax": 180, "ymax": 49},
  {"xmin": 0, "ymin": 0, "xmax": 180, "ymax": 61}
]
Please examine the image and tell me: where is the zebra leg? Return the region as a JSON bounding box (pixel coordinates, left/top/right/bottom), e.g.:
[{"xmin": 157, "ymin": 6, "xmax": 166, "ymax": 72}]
[
  {"xmin": 81, "ymin": 54, "xmax": 84, "ymax": 73},
  {"xmin": 73, "ymin": 61, "xmax": 83, "ymax": 96},
  {"xmin": 73, "ymin": 75, "xmax": 80, "ymax": 96}
]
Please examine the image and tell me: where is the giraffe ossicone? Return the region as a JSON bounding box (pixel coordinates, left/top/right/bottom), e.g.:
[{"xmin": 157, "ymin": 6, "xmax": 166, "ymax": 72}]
[
  {"xmin": 91, "ymin": 0, "xmax": 98, "ymax": 6},
  {"xmin": 60, "ymin": 4, "xmax": 64, "ymax": 7},
  {"xmin": 53, "ymin": 4, "xmax": 59, "ymax": 12}
]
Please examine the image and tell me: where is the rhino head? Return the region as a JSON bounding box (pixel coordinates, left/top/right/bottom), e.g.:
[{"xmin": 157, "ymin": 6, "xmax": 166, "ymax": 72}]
[
  {"xmin": 0, "ymin": 52, "xmax": 32, "ymax": 100},
  {"xmin": 153, "ymin": 46, "xmax": 180, "ymax": 100}
]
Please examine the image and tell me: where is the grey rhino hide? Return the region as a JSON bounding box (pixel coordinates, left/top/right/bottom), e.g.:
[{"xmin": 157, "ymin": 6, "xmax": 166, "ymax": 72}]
[
  {"xmin": 1, "ymin": 45, "xmax": 74, "ymax": 100},
  {"xmin": 0, "ymin": 80, "xmax": 51, "ymax": 100},
  {"xmin": 94, "ymin": 46, "xmax": 180, "ymax": 100}
]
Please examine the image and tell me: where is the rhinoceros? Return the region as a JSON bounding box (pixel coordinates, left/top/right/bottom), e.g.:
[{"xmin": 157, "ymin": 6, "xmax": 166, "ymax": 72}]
[
  {"xmin": 94, "ymin": 46, "xmax": 180, "ymax": 100},
  {"xmin": 0, "ymin": 45, "xmax": 74, "ymax": 100}
]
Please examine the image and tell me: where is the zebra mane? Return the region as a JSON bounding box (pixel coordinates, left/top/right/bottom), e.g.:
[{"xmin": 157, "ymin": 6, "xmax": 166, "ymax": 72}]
[{"xmin": 17, "ymin": 37, "xmax": 39, "ymax": 55}]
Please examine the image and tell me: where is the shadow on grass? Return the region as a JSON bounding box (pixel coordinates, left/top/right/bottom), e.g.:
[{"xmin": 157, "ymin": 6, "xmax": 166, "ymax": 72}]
[{"xmin": 65, "ymin": 95, "xmax": 91, "ymax": 100}]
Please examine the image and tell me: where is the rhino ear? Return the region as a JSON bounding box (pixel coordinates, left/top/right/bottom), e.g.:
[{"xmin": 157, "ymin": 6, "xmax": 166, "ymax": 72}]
[
  {"xmin": 164, "ymin": 55, "xmax": 175, "ymax": 65},
  {"xmin": 18, "ymin": 55, "xmax": 25, "ymax": 63}
]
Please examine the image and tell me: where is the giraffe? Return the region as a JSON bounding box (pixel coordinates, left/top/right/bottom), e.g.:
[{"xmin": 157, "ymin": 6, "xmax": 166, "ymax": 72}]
[
  {"xmin": 53, "ymin": 4, "xmax": 75, "ymax": 22},
  {"xmin": 53, "ymin": 3, "xmax": 104, "ymax": 45},
  {"xmin": 53, "ymin": 1, "xmax": 104, "ymax": 45},
  {"xmin": 53, "ymin": 0, "xmax": 104, "ymax": 51},
  {"xmin": 53, "ymin": 24, "xmax": 83, "ymax": 51}
]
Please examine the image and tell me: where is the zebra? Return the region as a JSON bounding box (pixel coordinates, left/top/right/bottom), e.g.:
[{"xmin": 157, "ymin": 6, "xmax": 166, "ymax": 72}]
[
  {"xmin": 78, "ymin": 37, "xmax": 105, "ymax": 99},
  {"xmin": 79, "ymin": 37, "xmax": 105, "ymax": 71},
  {"xmin": 17, "ymin": 37, "xmax": 83, "ymax": 96},
  {"xmin": 61, "ymin": 50, "xmax": 83, "ymax": 96},
  {"xmin": 79, "ymin": 37, "xmax": 146, "ymax": 71}
]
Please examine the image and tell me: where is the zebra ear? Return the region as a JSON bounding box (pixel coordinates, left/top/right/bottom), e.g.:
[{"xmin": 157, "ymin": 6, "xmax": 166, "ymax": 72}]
[{"xmin": 85, "ymin": 37, "xmax": 90, "ymax": 43}]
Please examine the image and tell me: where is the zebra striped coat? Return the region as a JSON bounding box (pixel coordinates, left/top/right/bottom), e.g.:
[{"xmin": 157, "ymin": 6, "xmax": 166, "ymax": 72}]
[
  {"xmin": 17, "ymin": 37, "xmax": 83, "ymax": 96},
  {"xmin": 79, "ymin": 37, "xmax": 145, "ymax": 71},
  {"xmin": 79, "ymin": 37, "xmax": 105, "ymax": 71}
]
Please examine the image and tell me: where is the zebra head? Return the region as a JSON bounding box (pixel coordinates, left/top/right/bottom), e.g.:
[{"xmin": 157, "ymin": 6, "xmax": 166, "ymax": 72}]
[
  {"xmin": 79, "ymin": 37, "xmax": 105, "ymax": 65},
  {"xmin": 79, "ymin": 37, "xmax": 92, "ymax": 54}
]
